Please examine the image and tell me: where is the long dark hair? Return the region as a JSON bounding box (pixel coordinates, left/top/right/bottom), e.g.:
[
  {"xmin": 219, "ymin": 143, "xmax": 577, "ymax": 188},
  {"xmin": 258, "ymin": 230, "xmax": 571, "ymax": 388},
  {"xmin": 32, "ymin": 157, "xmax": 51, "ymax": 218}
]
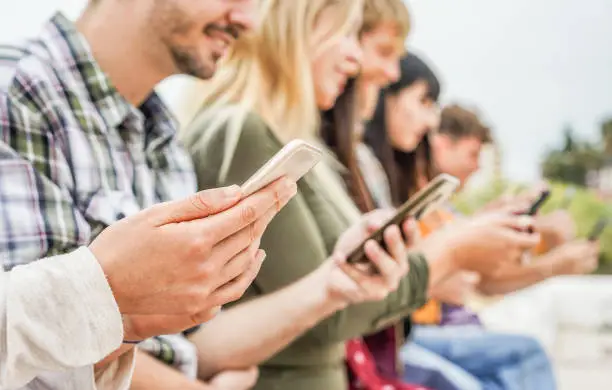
[
  {"xmin": 364, "ymin": 53, "xmax": 441, "ymax": 205},
  {"xmin": 320, "ymin": 78, "xmax": 375, "ymax": 213}
]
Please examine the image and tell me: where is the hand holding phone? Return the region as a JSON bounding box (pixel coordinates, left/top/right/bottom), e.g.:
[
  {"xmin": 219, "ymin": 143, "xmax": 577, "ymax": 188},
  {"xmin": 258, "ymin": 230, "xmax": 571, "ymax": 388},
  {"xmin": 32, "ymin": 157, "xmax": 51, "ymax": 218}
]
[
  {"xmin": 346, "ymin": 174, "xmax": 460, "ymax": 266},
  {"xmin": 241, "ymin": 140, "xmax": 323, "ymax": 197},
  {"xmin": 519, "ymin": 190, "xmax": 550, "ymax": 236}
]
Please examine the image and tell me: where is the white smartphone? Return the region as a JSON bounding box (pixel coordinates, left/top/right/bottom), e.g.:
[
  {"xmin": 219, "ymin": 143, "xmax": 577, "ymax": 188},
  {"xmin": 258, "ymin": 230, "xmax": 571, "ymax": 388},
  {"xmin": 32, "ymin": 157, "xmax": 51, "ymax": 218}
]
[
  {"xmin": 241, "ymin": 139, "xmax": 323, "ymax": 197},
  {"xmin": 347, "ymin": 173, "xmax": 460, "ymax": 266}
]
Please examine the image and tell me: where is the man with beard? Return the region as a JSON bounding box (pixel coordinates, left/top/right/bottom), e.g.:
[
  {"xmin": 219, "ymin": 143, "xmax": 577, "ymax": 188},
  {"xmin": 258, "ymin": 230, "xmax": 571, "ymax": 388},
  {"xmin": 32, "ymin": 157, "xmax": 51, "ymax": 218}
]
[{"xmin": 0, "ymin": 1, "xmax": 296, "ymax": 389}]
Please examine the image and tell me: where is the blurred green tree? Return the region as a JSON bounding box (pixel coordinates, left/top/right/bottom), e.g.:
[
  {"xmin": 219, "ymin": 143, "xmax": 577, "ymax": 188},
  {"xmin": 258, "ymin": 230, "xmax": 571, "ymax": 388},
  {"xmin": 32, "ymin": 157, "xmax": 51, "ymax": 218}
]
[{"xmin": 542, "ymin": 124, "xmax": 606, "ymax": 185}]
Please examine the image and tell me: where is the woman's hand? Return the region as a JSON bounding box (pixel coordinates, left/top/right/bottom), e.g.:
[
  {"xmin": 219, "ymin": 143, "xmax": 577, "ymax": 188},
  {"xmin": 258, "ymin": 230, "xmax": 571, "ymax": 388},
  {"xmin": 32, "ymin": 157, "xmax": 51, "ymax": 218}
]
[
  {"xmin": 546, "ymin": 239, "xmax": 600, "ymax": 276},
  {"xmin": 318, "ymin": 212, "xmax": 417, "ymax": 307},
  {"xmin": 421, "ymin": 211, "xmax": 540, "ymax": 277},
  {"xmin": 430, "ymin": 271, "xmax": 480, "ymax": 306}
]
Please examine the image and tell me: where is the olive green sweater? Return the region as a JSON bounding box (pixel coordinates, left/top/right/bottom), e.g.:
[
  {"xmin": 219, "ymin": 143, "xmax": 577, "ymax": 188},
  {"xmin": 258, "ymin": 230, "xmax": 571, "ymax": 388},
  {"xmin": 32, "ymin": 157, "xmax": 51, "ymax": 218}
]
[{"xmin": 181, "ymin": 109, "xmax": 429, "ymax": 390}]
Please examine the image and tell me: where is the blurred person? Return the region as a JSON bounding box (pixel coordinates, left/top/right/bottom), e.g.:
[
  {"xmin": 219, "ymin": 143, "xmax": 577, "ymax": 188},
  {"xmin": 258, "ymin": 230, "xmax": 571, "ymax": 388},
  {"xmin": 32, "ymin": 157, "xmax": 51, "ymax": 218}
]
[
  {"xmin": 181, "ymin": 1, "xmax": 427, "ymax": 388},
  {"xmin": 362, "ymin": 53, "xmax": 557, "ymax": 390},
  {"xmin": 0, "ymin": 0, "xmax": 303, "ymax": 389},
  {"xmin": 430, "ymin": 104, "xmax": 493, "ymax": 188},
  {"xmin": 179, "ymin": 0, "xmax": 521, "ymax": 387},
  {"xmin": 431, "ymin": 105, "xmax": 599, "ymax": 296},
  {"xmin": 358, "ymin": 0, "xmax": 411, "ymax": 120},
  {"xmin": 347, "ymin": 6, "xmax": 437, "ymax": 386},
  {"xmin": 183, "ymin": 1, "xmax": 539, "ymax": 387}
]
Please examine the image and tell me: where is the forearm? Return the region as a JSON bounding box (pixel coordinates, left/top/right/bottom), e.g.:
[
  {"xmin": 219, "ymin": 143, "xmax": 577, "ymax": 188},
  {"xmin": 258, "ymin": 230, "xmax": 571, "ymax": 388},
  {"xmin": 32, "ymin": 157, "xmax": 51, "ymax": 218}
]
[
  {"xmin": 299, "ymin": 254, "xmax": 430, "ymax": 342},
  {"xmin": 478, "ymin": 255, "xmax": 558, "ymax": 295},
  {"xmin": 0, "ymin": 248, "xmax": 123, "ymax": 388},
  {"xmin": 418, "ymin": 238, "xmax": 459, "ymax": 289},
  {"xmin": 190, "ymin": 267, "xmax": 346, "ymax": 379},
  {"xmin": 130, "ymin": 350, "xmax": 208, "ymax": 390}
]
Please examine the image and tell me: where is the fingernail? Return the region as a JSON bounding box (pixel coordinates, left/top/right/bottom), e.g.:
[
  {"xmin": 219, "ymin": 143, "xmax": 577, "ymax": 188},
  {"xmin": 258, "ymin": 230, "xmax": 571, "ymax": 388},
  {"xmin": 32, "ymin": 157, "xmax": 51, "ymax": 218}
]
[
  {"xmin": 259, "ymin": 250, "xmax": 267, "ymax": 262},
  {"xmin": 225, "ymin": 185, "xmax": 242, "ymax": 199}
]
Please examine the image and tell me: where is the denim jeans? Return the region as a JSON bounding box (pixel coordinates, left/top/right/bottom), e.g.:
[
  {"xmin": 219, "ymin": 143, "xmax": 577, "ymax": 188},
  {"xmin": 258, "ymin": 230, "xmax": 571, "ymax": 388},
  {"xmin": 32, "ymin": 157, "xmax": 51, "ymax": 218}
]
[
  {"xmin": 401, "ymin": 341, "xmax": 482, "ymax": 390},
  {"xmin": 408, "ymin": 326, "xmax": 557, "ymax": 390}
]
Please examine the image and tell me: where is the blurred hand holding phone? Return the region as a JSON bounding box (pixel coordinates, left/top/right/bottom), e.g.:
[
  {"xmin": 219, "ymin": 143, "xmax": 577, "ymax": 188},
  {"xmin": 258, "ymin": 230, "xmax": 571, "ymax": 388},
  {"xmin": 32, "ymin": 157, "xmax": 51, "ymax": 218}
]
[
  {"xmin": 517, "ymin": 190, "xmax": 550, "ymax": 264},
  {"xmin": 346, "ymin": 174, "xmax": 460, "ymax": 268},
  {"xmin": 588, "ymin": 217, "xmax": 608, "ymax": 242}
]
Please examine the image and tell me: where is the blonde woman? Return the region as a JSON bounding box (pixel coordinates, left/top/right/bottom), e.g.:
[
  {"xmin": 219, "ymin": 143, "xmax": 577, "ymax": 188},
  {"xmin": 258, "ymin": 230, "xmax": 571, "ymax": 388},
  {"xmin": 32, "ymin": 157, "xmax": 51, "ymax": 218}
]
[
  {"xmin": 180, "ymin": 1, "xmax": 435, "ymax": 389},
  {"xmin": 180, "ymin": 1, "xmax": 543, "ymax": 389}
]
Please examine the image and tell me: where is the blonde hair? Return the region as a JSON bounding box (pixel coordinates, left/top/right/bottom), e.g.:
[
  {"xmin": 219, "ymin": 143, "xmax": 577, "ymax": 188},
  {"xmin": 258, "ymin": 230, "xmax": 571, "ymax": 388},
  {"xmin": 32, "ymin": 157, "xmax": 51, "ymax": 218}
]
[
  {"xmin": 192, "ymin": 0, "xmax": 364, "ymax": 143},
  {"xmin": 183, "ymin": 0, "xmax": 365, "ymax": 223},
  {"xmin": 362, "ymin": 0, "xmax": 411, "ymax": 40}
]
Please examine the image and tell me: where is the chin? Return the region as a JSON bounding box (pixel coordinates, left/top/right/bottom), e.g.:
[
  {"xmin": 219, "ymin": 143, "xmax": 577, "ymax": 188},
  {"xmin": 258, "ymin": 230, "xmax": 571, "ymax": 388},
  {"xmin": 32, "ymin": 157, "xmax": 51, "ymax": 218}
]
[
  {"xmin": 400, "ymin": 139, "xmax": 420, "ymax": 152},
  {"xmin": 317, "ymin": 96, "xmax": 337, "ymax": 111}
]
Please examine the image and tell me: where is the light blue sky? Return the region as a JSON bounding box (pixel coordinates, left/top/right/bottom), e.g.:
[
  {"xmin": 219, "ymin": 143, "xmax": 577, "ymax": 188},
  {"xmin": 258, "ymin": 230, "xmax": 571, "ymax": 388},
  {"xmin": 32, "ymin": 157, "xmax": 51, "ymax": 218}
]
[{"xmin": 1, "ymin": 0, "xmax": 611, "ymax": 182}]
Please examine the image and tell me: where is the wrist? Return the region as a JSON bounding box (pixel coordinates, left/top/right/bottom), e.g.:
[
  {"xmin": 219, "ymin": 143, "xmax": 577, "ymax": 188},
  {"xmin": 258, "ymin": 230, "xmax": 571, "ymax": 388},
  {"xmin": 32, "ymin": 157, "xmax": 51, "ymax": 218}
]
[
  {"xmin": 121, "ymin": 315, "xmax": 145, "ymax": 343},
  {"xmin": 538, "ymin": 252, "xmax": 569, "ymax": 277},
  {"xmin": 420, "ymin": 233, "xmax": 461, "ymax": 272},
  {"xmin": 417, "ymin": 234, "xmax": 461, "ymax": 288},
  {"xmin": 89, "ymin": 244, "xmax": 131, "ymax": 315}
]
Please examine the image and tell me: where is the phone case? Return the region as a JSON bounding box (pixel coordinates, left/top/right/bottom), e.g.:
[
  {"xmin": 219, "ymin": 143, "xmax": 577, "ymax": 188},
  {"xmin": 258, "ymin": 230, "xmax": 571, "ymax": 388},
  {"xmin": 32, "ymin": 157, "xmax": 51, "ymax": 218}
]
[
  {"xmin": 346, "ymin": 174, "xmax": 460, "ymax": 266},
  {"xmin": 241, "ymin": 140, "xmax": 323, "ymax": 197}
]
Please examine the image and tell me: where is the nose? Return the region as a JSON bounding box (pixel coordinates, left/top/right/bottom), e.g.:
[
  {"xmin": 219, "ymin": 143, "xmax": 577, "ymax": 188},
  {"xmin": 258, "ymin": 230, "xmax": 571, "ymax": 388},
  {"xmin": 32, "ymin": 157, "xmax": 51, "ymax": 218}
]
[
  {"xmin": 229, "ymin": 1, "xmax": 258, "ymax": 32},
  {"xmin": 346, "ymin": 38, "xmax": 364, "ymax": 76}
]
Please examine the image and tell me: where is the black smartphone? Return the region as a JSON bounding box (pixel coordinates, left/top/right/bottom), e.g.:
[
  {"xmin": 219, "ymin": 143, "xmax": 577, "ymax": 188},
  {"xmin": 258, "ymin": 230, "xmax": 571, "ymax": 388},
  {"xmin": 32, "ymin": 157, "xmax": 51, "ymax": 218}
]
[
  {"xmin": 525, "ymin": 190, "xmax": 551, "ymax": 216},
  {"xmin": 346, "ymin": 174, "xmax": 460, "ymax": 266},
  {"xmin": 588, "ymin": 217, "xmax": 608, "ymax": 241}
]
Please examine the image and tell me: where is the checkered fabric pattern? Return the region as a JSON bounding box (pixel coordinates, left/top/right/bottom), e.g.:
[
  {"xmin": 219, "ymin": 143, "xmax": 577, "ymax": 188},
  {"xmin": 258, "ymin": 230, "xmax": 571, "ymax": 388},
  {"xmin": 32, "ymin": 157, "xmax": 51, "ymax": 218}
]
[{"xmin": 0, "ymin": 13, "xmax": 198, "ymax": 374}]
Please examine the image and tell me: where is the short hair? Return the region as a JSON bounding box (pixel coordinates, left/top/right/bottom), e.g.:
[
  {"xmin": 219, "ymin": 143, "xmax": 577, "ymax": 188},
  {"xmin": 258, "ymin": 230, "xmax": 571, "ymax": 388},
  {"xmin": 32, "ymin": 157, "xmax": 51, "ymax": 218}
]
[
  {"xmin": 362, "ymin": 0, "xmax": 411, "ymax": 40},
  {"xmin": 439, "ymin": 104, "xmax": 493, "ymax": 144}
]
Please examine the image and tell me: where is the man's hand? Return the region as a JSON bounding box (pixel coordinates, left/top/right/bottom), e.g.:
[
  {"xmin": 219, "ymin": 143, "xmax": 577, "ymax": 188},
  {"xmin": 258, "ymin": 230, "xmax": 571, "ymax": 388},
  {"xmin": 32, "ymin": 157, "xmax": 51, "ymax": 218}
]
[
  {"xmin": 430, "ymin": 271, "xmax": 480, "ymax": 306},
  {"xmin": 548, "ymin": 239, "xmax": 600, "ymax": 275},
  {"xmin": 534, "ymin": 210, "xmax": 576, "ymax": 249},
  {"xmin": 90, "ymin": 178, "xmax": 297, "ymax": 322},
  {"xmin": 207, "ymin": 367, "xmax": 259, "ymax": 390},
  {"xmin": 422, "ymin": 211, "xmax": 540, "ymax": 277},
  {"xmin": 481, "ymin": 182, "xmax": 549, "ymax": 214}
]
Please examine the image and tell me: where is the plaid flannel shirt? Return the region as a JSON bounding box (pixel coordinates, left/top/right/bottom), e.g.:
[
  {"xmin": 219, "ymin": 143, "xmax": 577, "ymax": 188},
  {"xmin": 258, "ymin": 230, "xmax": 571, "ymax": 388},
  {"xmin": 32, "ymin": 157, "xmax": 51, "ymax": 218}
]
[{"xmin": 0, "ymin": 13, "xmax": 199, "ymax": 376}]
